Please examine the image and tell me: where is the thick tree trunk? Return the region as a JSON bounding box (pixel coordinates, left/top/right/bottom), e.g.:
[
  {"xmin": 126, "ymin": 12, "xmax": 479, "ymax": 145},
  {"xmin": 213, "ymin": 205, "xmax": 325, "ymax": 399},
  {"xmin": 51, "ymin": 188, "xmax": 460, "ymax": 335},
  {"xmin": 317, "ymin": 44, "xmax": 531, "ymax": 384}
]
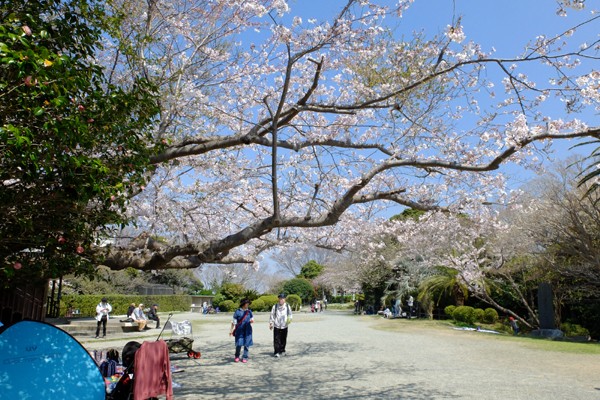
[{"xmin": 454, "ymin": 284, "xmax": 465, "ymax": 306}]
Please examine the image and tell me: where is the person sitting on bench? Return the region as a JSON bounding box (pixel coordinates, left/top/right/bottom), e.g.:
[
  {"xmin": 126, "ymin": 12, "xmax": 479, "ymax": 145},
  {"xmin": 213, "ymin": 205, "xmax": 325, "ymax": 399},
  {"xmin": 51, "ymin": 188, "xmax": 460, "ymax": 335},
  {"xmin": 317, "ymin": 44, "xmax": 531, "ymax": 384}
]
[
  {"xmin": 120, "ymin": 303, "xmax": 136, "ymax": 323},
  {"xmin": 148, "ymin": 304, "xmax": 160, "ymax": 329},
  {"xmin": 132, "ymin": 303, "xmax": 148, "ymax": 331}
]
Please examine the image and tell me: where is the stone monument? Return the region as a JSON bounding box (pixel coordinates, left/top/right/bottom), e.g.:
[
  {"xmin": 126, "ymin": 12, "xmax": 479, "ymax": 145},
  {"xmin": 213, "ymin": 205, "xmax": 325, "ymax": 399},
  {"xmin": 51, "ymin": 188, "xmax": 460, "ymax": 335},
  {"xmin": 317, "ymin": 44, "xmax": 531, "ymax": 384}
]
[{"xmin": 531, "ymin": 282, "xmax": 563, "ymax": 338}]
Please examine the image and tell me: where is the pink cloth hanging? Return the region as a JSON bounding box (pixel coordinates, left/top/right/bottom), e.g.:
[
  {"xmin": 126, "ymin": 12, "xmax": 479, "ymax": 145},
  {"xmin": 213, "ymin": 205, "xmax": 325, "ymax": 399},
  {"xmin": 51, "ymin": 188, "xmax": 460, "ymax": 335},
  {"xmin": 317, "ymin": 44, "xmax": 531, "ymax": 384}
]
[{"xmin": 133, "ymin": 340, "xmax": 173, "ymax": 400}]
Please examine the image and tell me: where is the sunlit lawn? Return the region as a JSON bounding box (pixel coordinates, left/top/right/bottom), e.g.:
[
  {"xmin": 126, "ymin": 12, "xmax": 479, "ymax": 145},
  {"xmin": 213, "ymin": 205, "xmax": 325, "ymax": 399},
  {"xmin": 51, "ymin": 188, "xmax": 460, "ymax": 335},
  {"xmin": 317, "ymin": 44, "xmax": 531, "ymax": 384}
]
[{"xmin": 369, "ymin": 315, "xmax": 600, "ymax": 355}]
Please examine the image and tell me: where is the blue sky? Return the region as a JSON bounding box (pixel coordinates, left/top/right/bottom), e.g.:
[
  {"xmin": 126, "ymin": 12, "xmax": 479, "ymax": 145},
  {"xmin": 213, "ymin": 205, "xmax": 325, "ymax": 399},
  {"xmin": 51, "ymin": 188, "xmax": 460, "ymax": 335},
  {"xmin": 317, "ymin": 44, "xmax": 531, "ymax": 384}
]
[
  {"xmin": 288, "ymin": 1, "xmax": 594, "ymax": 55},
  {"xmin": 281, "ymin": 1, "xmax": 598, "ymax": 184},
  {"xmin": 402, "ymin": 0, "xmax": 597, "ymax": 180}
]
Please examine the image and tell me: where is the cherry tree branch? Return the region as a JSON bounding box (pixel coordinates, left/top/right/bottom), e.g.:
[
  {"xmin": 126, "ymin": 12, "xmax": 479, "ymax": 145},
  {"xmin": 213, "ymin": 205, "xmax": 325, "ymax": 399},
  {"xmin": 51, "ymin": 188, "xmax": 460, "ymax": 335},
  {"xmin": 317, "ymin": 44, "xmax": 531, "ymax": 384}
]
[
  {"xmin": 150, "ymin": 50, "xmax": 600, "ymax": 165},
  {"xmin": 102, "ymin": 122, "xmax": 600, "ymax": 271}
]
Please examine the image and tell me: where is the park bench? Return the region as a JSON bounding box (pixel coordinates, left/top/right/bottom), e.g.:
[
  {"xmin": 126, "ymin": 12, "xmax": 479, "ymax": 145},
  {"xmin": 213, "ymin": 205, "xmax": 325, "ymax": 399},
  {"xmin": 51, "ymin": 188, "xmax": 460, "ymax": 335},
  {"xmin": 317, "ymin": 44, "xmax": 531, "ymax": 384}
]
[{"xmin": 120, "ymin": 321, "xmax": 138, "ymax": 332}]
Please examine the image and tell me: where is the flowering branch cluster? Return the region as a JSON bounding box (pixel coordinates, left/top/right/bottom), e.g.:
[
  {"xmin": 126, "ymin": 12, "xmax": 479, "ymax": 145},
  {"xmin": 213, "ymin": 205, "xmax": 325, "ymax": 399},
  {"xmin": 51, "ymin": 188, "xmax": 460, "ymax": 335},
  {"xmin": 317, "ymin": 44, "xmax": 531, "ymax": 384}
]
[{"xmin": 95, "ymin": 0, "xmax": 599, "ymax": 271}]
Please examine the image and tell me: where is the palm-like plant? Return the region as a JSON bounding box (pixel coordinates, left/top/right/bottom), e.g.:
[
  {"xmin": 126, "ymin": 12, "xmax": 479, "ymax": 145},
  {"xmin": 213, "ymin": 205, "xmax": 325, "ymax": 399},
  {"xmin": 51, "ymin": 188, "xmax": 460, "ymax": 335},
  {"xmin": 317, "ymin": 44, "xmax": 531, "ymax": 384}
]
[
  {"xmin": 242, "ymin": 289, "xmax": 260, "ymax": 302},
  {"xmin": 417, "ymin": 266, "xmax": 469, "ymax": 306}
]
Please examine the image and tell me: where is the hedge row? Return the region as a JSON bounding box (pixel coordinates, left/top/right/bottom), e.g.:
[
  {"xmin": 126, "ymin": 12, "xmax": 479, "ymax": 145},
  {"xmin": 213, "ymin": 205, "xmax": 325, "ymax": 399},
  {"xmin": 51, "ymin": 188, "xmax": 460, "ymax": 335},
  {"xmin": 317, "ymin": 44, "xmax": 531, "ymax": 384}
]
[
  {"xmin": 444, "ymin": 305, "xmax": 499, "ymax": 324},
  {"xmin": 560, "ymin": 322, "xmax": 590, "ymax": 337},
  {"xmin": 215, "ymin": 294, "xmax": 302, "ymax": 313},
  {"xmin": 60, "ymin": 294, "xmax": 192, "ymax": 317},
  {"xmin": 328, "ymin": 295, "xmax": 354, "ymax": 303}
]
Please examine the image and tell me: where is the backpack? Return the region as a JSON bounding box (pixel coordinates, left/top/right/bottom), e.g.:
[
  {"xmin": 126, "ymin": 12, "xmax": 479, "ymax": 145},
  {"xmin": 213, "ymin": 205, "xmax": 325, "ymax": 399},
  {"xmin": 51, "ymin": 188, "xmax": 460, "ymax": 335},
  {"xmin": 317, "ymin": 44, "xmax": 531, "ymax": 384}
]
[{"xmin": 99, "ymin": 359, "xmax": 117, "ymax": 378}]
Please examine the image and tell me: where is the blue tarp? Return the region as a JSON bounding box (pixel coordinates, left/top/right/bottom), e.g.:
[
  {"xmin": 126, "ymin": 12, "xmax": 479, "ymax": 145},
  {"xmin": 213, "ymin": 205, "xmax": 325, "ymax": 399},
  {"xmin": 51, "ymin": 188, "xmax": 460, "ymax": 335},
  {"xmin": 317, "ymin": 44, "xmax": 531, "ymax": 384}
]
[{"xmin": 0, "ymin": 320, "xmax": 105, "ymax": 399}]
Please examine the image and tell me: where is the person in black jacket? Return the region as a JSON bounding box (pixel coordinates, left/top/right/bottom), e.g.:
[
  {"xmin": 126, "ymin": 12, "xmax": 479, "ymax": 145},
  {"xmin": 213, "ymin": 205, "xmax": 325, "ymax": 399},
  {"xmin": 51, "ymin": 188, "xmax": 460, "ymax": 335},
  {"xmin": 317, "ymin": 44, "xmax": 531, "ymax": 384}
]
[
  {"xmin": 148, "ymin": 304, "xmax": 160, "ymax": 329},
  {"xmin": 120, "ymin": 303, "xmax": 136, "ymax": 323}
]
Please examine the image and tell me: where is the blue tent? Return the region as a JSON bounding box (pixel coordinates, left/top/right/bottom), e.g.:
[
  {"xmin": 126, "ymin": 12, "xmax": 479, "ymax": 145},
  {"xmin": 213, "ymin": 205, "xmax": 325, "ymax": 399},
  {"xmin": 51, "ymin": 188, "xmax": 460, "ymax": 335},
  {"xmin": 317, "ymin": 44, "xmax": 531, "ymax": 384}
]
[{"xmin": 0, "ymin": 320, "xmax": 105, "ymax": 399}]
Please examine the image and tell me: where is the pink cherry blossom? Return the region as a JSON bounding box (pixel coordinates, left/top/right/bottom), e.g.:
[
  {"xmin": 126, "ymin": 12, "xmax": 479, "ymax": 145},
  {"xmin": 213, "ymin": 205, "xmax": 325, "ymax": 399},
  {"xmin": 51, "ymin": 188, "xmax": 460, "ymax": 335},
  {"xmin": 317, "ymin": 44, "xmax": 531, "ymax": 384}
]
[{"xmin": 90, "ymin": 1, "xmax": 600, "ymax": 273}]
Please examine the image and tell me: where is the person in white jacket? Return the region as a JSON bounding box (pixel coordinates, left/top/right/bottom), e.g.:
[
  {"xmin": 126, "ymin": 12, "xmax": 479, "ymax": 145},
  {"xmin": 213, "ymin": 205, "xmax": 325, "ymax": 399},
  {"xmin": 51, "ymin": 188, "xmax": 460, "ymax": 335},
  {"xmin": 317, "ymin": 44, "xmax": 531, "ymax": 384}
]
[
  {"xmin": 269, "ymin": 293, "xmax": 293, "ymax": 357},
  {"xmin": 95, "ymin": 297, "xmax": 112, "ymax": 338}
]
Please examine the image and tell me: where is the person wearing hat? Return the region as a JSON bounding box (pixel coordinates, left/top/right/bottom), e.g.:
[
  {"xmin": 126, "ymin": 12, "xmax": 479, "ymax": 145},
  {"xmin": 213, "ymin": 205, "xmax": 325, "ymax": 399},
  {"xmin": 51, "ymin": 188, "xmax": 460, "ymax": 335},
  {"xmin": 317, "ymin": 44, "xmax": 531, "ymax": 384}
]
[
  {"xmin": 229, "ymin": 298, "xmax": 254, "ymax": 363},
  {"xmin": 95, "ymin": 297, "xmax": 112, "ymax": 338},
  {"xmin": 269, "ymin": 293, "xmax": 293, "ymax": 357},
  {"xmin": 509, "ymin": 316, "xmax": 519, "ymax": 335},
  {"xmin": 148, "ymin": 303, "xmax": 160, "ymax": 329},
  {"xmin": 133, "ymin": 303, "xmax": 148, "ymax": 331}
]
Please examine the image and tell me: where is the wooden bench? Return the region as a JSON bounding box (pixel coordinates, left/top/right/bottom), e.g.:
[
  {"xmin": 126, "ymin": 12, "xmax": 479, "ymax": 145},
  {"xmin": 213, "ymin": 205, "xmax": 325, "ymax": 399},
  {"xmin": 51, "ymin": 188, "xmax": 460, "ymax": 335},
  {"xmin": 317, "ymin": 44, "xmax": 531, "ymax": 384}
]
[{"xmin": 121, "ymin": 322, "xmax": 138, "ymax": 332}]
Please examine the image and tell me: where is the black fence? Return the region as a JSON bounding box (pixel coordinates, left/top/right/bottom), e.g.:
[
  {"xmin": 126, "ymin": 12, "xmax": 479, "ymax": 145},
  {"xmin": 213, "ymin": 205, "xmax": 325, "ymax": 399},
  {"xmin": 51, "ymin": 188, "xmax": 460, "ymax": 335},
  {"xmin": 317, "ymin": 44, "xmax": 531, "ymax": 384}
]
[{"xmin": 1, "ymin": 281, "xmax": 47, "ymax": 325}]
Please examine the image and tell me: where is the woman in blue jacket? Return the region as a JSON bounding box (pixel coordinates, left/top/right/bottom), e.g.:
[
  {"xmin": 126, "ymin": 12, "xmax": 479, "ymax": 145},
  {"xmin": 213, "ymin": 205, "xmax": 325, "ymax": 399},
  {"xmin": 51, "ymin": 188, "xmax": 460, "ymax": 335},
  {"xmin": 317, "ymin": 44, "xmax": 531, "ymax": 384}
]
[{"xmin": 229, "ymin": 298, "xmax": 254, "ymax": 363}]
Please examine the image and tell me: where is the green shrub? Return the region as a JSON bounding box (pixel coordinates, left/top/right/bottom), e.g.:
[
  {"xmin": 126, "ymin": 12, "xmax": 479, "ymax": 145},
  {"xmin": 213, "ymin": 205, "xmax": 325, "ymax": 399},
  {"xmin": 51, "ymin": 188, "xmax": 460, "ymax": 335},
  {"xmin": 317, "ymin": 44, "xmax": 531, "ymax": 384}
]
[
  {"xmin": 282, "ymin": 278, "xmax": 315, "ymax": 302},
  {"xmin": 258, "ymin": 295, "xmax": 278, "ymax": 311},
  {"xmin": 220, "ymin": 283, "xmax": 244, "ymax": 301},
  {"xmin": 483, "ymin": 308, "xmax": 499, "ymax": 324},
  {"xmin": 444, "ymin": 305, "xmax": 456, "ymax": 318},
  {"xmin": 212, "ymin": 293, "xmax": 225, "ymax": 309},
  {"xmin": 250, "ymin": 298, "xmax": 265, "ymax": 312},
  {"xmin": 560, "ymin": 322, "xmax": 590, "ymax": 337},
  {"xmin": 220, "ymin": 300, "xmax": 235, "ymax": 312},
  {"xmin": 452, "ymin": 306, "xmax": 476, "ymax": 325},
  {"xmin": 287, "ymin": 294, "xmax": 302, "ymax": 311},
  {"xmin": 473, "ymin": 308, "xmax": 485, "ymax": 322},
  {"xmin": 330, "ymin": 295, "xmax": 353, "ymax": 303}
]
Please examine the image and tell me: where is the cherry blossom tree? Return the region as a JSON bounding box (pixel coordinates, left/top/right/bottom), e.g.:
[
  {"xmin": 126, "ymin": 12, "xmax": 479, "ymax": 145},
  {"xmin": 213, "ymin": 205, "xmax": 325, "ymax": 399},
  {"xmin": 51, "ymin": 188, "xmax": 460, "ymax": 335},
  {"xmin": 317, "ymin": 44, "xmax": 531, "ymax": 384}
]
[
  {"xmin": 502, "ymin": 158, "xmax": 600, "ymax": 296},
  {"xmin": 464, "ymin": 160, "xmax": 600, "ymax": 328},
  {"xmin": 90, "ymin": 0, "xmax": 600, "ymax": 276},
  {"xmin": 313, "ymin": 252, "xmax": 362, "ymax": 296},
  {"xmin": 366, "ymin": 210, "xmax": 536, "ymax": 325},
  {"xmin": 373, "ymin": 156, "xmax": 599, "ymax": 329},
  {"xmin": 82, "ymin": 1, "xmax": 600, "ymax": 274}
]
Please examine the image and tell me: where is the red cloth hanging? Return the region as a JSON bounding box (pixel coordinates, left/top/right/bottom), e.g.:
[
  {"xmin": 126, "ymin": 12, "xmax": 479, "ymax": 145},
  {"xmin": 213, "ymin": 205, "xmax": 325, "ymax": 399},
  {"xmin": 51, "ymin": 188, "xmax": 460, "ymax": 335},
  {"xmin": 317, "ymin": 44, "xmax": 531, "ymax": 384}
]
[{"xmin": 133, "ymin": 340, "xmax": 173, "ymax": 400}]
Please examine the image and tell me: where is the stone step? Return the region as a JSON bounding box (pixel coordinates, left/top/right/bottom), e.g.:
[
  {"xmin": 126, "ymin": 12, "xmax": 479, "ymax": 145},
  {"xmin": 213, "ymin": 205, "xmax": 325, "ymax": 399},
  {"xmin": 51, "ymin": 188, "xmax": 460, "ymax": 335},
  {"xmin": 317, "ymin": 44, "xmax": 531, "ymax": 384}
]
[{"xmin": 48, "ymin": 317, "xmax": 163, "ymax": 337}]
